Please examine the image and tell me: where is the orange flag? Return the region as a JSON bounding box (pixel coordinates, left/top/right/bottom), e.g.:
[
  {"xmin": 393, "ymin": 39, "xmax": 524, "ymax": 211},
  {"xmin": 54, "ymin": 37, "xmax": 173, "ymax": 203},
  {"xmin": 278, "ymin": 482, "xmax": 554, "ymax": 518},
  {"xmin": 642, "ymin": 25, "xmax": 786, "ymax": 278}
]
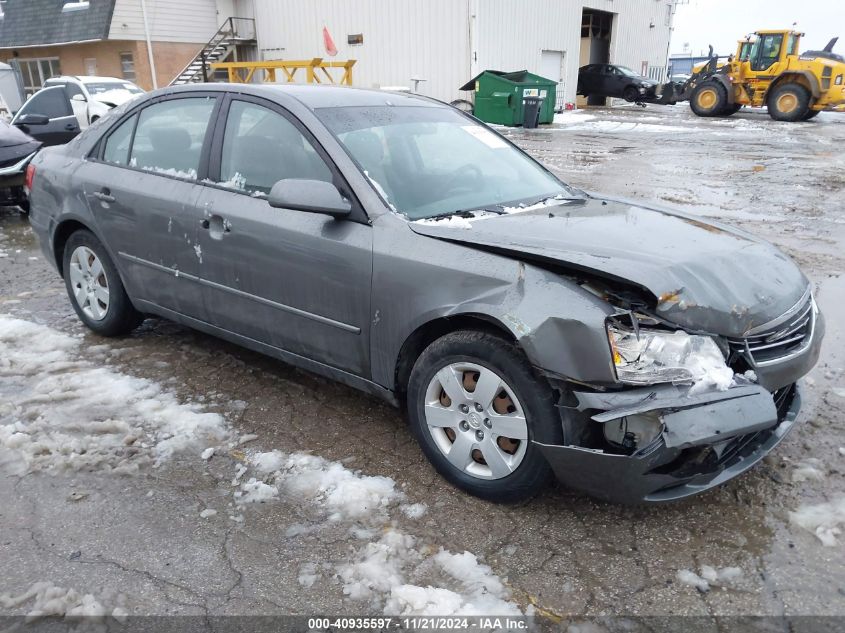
[{"xmin": 323, "ymin": 27, "xmax": 338, "ymax": 57}]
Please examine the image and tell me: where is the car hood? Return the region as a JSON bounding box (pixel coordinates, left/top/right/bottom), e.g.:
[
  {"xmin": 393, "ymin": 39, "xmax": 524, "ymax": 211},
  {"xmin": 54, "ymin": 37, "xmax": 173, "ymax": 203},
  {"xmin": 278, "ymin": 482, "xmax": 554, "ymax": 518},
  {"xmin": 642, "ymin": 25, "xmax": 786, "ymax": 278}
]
[
  {"xmin": 90, "ymin": 90, "xmax": 139, "ymax": 107},
  {"xmin": 409, "ymin": 196, "xmax": 808, "ymax": 337}
]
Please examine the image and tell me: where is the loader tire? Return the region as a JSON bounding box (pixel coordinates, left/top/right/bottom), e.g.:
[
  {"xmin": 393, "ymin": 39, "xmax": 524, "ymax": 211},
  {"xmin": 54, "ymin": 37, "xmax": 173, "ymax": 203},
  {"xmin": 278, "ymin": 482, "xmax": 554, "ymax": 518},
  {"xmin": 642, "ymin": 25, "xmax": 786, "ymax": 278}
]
[
  {"xmin": 768, "ymin": 83, "xmax": 810, "ymax": 122},
  {"xmin": 720, "ymin": 103, "xmax": 742, "ymax": 116},
  {"xmin": 802, "ymin": 109, "xmax": 821, "ymax": 120},
  {"xmin": 690, "ymin": 81, "xmax": 728, "ymax": 117}
]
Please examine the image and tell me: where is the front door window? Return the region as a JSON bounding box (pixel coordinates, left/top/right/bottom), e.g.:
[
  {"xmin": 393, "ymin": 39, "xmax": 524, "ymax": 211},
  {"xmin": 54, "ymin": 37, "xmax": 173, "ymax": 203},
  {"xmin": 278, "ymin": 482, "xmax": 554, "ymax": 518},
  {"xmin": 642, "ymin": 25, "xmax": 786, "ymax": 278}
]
[{"xmin": 752, "ymin": 34, "xmax": 784, "ymax": 71}]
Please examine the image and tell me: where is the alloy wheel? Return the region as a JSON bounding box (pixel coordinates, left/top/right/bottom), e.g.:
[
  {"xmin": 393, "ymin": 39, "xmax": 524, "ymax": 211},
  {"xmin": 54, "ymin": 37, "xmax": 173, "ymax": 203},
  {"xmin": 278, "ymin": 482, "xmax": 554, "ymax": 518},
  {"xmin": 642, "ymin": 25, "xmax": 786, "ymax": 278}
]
[
  {"xmin": 423, "ymin": 362, "xmax": 528, "ymax": 480},
  {"xmin": 68, "ymin": 246, "xmax": 110, "ymax": 321}
]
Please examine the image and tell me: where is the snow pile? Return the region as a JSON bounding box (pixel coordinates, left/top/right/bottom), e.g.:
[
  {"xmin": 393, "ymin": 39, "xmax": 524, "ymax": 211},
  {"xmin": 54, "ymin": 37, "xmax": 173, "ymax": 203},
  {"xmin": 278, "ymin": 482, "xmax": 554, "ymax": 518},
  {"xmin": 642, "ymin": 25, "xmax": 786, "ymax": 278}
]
[
  {"xmin": 239, "ymin": 451, "xmax": 401, "ymax": 521},
  {"xmin": 0, "ymin": 315, "xmax": 229, "ymax": 474},
  {"xmin": 791, "ymin": 458, "xmax": 826, "ymax": 483},
  {"xmin": 338, "ymin": 530, "xmax": 522, "ymax": 616},
  {"xmin": 553, "ymin": 111, "xmax": 596, "ymax": 125},
  {"xmin": 789, "ymin": 497, "xmax": 845, "ymax": 546},
  {"xmin": 676, "ymin": 566, "xmax": 743, "ymax": 592},
  {"xmin": 0, "ymin": 581, "xmax": 128, "ymax": 622}
]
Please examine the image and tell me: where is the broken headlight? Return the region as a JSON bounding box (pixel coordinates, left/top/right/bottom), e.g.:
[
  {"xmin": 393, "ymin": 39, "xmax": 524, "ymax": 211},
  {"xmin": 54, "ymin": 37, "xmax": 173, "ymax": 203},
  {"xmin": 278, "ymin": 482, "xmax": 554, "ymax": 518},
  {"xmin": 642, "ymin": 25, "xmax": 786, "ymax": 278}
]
[{"xmin": 606, "ymin": 324, "xmax": 732, "ymax": 387}]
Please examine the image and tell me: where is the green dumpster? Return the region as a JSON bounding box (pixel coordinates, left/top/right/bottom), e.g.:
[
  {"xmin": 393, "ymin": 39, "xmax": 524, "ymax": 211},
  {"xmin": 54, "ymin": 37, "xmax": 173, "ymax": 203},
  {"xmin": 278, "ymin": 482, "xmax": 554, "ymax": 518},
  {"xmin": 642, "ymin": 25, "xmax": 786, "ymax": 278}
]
[{"xmin": 459, "ymin": 70, "xmax": 557, "ymax": 126}]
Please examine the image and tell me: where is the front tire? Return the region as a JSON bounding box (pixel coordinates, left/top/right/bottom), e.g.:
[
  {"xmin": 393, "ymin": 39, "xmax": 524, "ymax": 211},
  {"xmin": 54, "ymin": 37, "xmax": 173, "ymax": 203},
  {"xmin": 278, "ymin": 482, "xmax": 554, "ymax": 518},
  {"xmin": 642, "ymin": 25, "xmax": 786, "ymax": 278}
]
[
  {"xmin": 407, "ymin": 330, "xmax": 562, "ymax": 502},
  {"xmin": 63, "ymin": 230, "xmax": 142, "ymax": 336},
  {"xmin": 803, "ymin": 109, "xmax": 821, "ymax": 120},
  {"xmin": 768, "ymin": 83, "xmax": 810, "ymax": 122},
  {"xmin": 690, "ymin": 80, "xmax": 728, "ymax": 117},
  {"xmin": 622, "ymin": 86, "xmax": 640, "ymax": 103}
]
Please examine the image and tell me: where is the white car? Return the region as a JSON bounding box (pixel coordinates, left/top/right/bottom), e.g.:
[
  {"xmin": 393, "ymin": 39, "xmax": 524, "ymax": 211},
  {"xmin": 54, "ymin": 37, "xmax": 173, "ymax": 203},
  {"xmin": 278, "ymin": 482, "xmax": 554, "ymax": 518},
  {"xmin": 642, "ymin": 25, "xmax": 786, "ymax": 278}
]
[{"xmin": 43, "ymin": 76, "xmax": 144, "ymax": 130}]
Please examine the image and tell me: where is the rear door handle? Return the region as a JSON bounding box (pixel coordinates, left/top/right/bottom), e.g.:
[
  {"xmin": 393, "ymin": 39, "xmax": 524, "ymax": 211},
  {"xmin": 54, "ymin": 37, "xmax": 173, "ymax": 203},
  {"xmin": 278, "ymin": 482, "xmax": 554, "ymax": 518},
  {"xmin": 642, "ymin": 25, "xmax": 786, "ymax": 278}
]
[
  {"xmin": 93, "ymin": 189, "xmax": 115, "ymax": 203},
  {"xmin": 65, "ymin": 123, "xmax": 78, "ymax": 131}
]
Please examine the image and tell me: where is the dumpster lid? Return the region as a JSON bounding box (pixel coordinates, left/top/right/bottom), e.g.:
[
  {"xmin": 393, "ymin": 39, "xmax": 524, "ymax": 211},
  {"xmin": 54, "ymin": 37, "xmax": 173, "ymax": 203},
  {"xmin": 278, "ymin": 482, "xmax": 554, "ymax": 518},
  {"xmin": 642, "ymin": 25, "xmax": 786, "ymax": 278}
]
[{"xmin": 460, "ymin": 69, "xmax": 555, "ymax": 91}]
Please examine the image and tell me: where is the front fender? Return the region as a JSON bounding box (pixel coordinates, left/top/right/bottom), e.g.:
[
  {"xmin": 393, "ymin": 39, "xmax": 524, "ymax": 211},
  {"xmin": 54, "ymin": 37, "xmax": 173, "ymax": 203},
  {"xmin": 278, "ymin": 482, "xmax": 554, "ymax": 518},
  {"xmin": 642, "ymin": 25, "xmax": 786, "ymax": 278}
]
[{"xmin": 371, "ymin": 217, "xmax": 618, "ymax": 390}]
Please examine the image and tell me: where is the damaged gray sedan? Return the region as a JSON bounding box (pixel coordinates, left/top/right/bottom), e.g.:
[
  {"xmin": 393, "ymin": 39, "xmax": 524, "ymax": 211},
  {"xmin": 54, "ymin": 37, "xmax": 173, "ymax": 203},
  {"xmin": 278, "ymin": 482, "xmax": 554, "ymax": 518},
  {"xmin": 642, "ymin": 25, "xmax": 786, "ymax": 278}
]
[{"xmin": 27, "ymin": 84, "xmax": 823, "ymax": 503}]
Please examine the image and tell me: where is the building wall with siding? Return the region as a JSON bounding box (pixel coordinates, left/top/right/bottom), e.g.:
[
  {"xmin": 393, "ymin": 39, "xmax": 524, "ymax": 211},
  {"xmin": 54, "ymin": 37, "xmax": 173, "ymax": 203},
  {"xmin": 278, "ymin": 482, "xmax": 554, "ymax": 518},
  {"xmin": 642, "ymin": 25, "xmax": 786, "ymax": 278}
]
[
  {"xmin": 109, "ymin": 0, "xmax": 220, "ymax": 44},
  {"xmin": 251, "ymin": 0, "xmax": 471, "ymax": 102},
  {"xmin": 474, "ymin": 0, "xmax": 676, "ymax": 104},
  {"xmin": 251, "ymin": 0, "xmax": 675, "ymax": 104}
]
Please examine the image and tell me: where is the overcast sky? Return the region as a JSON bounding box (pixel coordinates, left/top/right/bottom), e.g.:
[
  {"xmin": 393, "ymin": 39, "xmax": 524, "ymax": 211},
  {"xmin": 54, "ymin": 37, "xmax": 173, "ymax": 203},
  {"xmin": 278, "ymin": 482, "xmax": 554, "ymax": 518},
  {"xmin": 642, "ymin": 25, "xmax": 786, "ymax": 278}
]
[{"xmin": 671, "ymin": 0, "xmax": 845, "ymax": 57}]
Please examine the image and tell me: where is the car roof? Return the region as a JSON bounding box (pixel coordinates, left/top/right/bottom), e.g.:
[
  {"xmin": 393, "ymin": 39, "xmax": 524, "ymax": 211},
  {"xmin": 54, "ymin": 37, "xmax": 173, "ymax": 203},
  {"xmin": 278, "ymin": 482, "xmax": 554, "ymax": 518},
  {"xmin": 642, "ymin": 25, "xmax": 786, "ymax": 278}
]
[{"xmin": 148, "ymin": 82, "xmax": 445, "ymax": 111}]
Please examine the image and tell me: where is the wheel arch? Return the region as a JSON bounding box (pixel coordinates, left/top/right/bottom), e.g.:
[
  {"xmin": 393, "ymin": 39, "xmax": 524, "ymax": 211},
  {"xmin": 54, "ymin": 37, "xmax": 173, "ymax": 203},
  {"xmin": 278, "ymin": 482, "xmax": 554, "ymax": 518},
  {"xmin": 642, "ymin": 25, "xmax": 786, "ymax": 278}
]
[
  {"xmin": 52, "ymin": 217, "xmax": 98, "ymax": 276},
  {"xmin": 393, "ymin": 313, "xmax": 517, "ymax": 396},
  {"xmin": 710, "ymin": 74, "xmax": 735, "ymax": 104},
  {"xmin": 770, "ymin": 71, "xmax": 820, "ymax": 99}
]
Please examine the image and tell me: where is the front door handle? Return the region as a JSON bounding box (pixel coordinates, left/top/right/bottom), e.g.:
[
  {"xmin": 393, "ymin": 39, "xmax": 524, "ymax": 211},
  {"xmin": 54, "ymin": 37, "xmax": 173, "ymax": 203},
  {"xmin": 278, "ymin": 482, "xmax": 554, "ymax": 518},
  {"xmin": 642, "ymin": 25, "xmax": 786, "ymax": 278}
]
[
  {"xmin": 202, "ymin": 213, "xmax": 231, "ymax": 238},
  {"xmin": 93, "ymin": 189, "xmax": 115, "ymax": 203}
]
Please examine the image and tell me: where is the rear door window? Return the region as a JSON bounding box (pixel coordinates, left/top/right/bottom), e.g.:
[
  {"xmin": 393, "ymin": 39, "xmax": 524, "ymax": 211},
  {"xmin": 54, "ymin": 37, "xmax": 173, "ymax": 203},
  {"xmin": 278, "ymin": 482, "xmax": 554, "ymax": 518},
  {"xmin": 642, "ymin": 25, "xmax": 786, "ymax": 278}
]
[
  {"xmin": 102, "ymin": 114, "xmax": 137, "ymax": 166},
  {"xmin": 128, "ymin": 97, "xmax": 216, "ymax": 180},
  {"xmin": 217, "ymin": 99, "xmax": 332, "ymax": 194}
]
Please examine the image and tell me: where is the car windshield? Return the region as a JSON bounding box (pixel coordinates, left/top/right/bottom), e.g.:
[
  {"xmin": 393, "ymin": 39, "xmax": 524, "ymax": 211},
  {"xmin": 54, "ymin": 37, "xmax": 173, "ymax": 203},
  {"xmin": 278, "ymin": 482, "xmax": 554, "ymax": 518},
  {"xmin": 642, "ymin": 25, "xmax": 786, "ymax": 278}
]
[
  {"xmin": 616, "ymin": 66, "xmax": 639, "ymax": 77},
  {"xmin": 316, "ymin": 105, "xmax": 576, "ymax": 220},
  {"xmin": 84, "ymin": 81, "xmax": 143, "ymax": 95}
]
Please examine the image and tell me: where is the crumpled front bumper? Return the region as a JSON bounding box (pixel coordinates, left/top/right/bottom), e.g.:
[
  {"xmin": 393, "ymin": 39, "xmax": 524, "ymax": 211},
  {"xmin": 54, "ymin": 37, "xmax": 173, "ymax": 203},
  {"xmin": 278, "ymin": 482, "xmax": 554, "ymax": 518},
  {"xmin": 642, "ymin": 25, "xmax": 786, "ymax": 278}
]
[{"xmin": 535, "ymin": 382, "xmax": 801, "ymax": 504}]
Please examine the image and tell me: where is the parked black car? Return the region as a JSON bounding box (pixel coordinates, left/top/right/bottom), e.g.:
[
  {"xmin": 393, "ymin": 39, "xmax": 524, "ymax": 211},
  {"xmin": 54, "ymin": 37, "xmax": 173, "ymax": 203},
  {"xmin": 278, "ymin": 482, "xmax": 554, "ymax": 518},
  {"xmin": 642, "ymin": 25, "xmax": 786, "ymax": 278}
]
[
  {"xmin": 577, "ymin": 64, "xmax": 662, "ymax": 102},
  {"xmin": 11, "ymin": 86, "xmax": 82, "ymax": 147},
  {"xmin": 0, "ymin": 119, "xmax": 41, "ymax": 210}
]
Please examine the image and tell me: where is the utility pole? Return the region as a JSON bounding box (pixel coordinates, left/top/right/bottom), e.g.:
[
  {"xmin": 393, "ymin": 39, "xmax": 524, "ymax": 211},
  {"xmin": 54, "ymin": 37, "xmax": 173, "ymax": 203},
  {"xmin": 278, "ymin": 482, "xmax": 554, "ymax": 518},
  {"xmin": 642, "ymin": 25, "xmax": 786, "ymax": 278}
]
[{"xmin": 140, "ymin": 0, "xmax": 158, "ymax": 89}]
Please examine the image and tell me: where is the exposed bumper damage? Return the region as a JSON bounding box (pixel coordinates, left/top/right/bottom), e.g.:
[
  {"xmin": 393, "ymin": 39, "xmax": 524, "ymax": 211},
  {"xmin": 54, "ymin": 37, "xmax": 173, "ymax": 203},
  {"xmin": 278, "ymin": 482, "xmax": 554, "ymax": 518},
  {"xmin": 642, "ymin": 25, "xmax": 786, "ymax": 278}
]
[{"xmin": 536, "ymin": 382, "xmax": 801, "ymax": 504}]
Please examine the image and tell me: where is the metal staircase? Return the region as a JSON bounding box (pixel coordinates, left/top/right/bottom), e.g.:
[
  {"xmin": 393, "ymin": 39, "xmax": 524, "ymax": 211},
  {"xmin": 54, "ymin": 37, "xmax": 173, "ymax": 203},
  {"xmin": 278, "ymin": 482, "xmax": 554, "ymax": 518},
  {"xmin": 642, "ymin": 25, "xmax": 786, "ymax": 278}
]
[{"xmin": 170, "ymin": 17, "xmax": 256, "ymax": 86}]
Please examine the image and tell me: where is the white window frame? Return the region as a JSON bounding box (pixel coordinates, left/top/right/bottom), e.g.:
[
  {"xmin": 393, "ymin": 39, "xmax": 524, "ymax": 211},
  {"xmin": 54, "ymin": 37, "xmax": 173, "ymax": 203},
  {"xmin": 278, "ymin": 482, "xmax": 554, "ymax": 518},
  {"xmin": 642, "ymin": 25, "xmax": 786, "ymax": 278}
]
[{"xmin": 14, "ymin": 57, "xmax": 62, "ymax": 96}]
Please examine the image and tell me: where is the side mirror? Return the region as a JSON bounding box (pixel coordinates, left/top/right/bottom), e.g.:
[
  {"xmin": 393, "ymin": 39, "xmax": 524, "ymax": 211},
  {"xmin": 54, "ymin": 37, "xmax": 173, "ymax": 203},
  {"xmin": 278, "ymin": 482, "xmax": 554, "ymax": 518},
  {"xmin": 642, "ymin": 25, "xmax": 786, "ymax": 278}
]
[
  {"xmin": 15, "ymin": 113, "xmax": 50, "ymax": 126},
  {"xmin": 268, "ymin": 179, "xmax": 352, "ymax": 218},
  {"xmin": 71, "ymin": 93, "xmax": 87, "ymax": 102}
]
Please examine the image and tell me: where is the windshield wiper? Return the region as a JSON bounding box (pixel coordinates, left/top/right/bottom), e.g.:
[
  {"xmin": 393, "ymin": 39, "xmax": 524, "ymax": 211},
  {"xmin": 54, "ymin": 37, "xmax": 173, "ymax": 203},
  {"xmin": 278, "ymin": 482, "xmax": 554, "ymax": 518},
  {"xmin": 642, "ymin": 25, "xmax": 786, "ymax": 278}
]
[{"xmin": 423, "ymin": 206, "xmax": 507, "ymax": 221}]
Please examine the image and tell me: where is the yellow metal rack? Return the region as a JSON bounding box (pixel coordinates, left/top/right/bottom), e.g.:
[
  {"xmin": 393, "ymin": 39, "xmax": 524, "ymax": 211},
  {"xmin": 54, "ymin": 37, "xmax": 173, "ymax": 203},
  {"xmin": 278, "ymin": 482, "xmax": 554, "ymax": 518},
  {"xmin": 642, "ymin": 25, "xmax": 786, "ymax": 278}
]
[{"xmin": 210, "ymin": 58, "xmax": 356, "ymax": 85}]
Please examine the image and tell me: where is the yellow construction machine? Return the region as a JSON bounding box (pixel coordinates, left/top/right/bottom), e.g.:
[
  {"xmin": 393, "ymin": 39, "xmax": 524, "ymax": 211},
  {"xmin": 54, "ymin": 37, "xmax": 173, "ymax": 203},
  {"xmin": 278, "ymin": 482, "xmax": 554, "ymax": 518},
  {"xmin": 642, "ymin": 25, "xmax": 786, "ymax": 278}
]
[{"xmin": 682, "ymin": 30, "xmax": 845, "ymax": 121}]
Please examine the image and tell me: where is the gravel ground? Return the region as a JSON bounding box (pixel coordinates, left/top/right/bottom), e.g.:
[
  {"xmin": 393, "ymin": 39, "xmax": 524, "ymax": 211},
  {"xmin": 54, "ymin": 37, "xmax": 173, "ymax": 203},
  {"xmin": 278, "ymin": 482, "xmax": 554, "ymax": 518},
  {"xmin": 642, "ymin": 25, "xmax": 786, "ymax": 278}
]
[{"xmin": 1, "ymin": 104, "xmax": 844, "ymax": 628}]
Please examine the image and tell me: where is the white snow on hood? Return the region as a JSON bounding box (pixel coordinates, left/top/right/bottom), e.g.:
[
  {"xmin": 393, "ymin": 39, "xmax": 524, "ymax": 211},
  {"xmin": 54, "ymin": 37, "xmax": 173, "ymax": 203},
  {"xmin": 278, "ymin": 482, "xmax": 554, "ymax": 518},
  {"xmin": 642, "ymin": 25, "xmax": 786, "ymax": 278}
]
[{"xmin": 90, "ymin": 89, "xmax": 140, "ymax": 107}]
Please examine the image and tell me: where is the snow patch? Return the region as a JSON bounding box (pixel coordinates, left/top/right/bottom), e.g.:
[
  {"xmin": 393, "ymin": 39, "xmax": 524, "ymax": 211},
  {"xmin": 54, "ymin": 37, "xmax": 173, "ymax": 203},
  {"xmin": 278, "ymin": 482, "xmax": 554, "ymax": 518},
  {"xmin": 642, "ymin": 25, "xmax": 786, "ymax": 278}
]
[
  {"xmin": 199, "ymin": 508, "xmax": 217, "ymax": 518},
  {"xmin": 401, "ymin": 503, "xmax": 428, "ymax": 519},
  {"xmin": 676, "ymin": 566, "xmax": 743, "ymax": 592},
  {"xmin": 415, "ymin": 216, "xmax": 474, "ymax": 230},
  {"xmin": 789, "ymin": 497, "xmax": 845, "ymax": 546},
  {"xmin": 792, "ymin": 458, "xmax": 826, "ymax": 483},
  {"xmin": 240, "ymin": 451, "xmax": 401, "ymax": 521},
  {"xmin": 338, "ymin": 530, "xmax": 521, "ymax": 616},
  {"xmin": 0, "ymin": 581, "xmax": 127, "ymax": 622},
  {"xmin": 0, "ymin": 316, "xmax": 229, "ymax": 474},
  {"xmin": 298, "ymin": 563, "xmax": 320, "ymax": 588}
]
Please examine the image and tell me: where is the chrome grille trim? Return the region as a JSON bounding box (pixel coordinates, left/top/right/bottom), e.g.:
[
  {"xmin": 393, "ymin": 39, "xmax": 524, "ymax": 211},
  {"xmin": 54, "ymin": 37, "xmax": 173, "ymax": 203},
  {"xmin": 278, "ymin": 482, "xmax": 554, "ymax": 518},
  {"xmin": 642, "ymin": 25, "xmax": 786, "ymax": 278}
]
[{"xmin": 727, "ymin": 290, "xmax": 817, "ymax": 367}]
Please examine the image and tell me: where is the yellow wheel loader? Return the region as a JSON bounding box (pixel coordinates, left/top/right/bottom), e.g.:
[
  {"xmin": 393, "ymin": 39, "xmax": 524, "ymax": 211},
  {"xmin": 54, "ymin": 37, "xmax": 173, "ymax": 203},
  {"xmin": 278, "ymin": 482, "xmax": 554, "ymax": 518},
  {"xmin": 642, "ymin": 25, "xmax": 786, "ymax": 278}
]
[{"xmin": 683, "ymin": 30, "xmax": 845, "ymax": 121}]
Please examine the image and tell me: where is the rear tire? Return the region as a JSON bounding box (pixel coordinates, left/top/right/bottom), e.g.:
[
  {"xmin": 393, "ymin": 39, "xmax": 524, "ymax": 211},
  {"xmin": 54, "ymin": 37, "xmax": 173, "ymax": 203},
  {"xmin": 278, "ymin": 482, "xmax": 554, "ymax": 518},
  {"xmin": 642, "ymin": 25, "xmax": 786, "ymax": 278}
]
[
  {"xmin": 407, "ymin": 330, "xmax": 562, "ymax": 503},
  {"xmin": 690, "ymin": 80, "xmax": 728, "ymax": 117},
  {"xmin": 62, "ymin": 230, "xmax": 143, "ymax": 337},
  {"xmin": 768, "ymin": 83, "xmax": 810, "ymax": 122}
]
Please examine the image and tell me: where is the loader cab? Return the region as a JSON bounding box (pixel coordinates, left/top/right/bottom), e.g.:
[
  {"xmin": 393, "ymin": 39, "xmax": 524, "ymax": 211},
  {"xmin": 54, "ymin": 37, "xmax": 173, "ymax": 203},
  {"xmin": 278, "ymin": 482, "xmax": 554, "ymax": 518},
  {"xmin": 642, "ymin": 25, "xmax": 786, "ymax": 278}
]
[
  {"xmin": 737, "ymin": 38, "xmax": 756, "ymax": 62},
  {"xmin": 748, "ymin": 30, "xmax": 802, "ymax": 72}
]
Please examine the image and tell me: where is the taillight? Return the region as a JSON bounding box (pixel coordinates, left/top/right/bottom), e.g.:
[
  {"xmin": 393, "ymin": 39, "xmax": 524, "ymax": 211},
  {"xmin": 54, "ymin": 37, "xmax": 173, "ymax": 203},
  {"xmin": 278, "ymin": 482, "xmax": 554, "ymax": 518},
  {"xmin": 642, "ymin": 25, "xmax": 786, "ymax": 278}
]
[{"xmin": 24, "ymin": 163, "xmax": 35, "ymax": 190}]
